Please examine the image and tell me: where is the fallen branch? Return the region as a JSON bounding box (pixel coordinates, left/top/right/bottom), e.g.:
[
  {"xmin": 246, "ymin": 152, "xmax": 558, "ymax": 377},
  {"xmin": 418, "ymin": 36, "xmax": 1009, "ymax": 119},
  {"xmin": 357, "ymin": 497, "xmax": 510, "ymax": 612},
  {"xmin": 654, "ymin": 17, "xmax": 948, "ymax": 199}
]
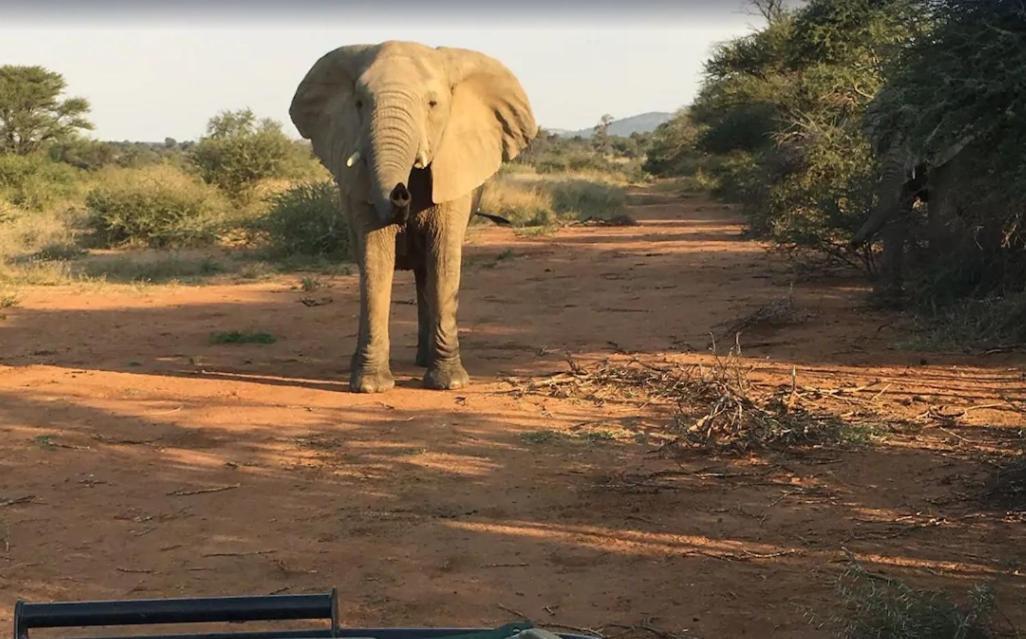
[
  {"xmin": 497, "ymin": 603, "xmax": 529, "ymax": 619},
  {"xmin": 202, "ymin": 550, "xmax": 276, "ymax": 558},
  {"xmin": 167, "ymin": 484, "xmax": 240, "ymax": 497}
]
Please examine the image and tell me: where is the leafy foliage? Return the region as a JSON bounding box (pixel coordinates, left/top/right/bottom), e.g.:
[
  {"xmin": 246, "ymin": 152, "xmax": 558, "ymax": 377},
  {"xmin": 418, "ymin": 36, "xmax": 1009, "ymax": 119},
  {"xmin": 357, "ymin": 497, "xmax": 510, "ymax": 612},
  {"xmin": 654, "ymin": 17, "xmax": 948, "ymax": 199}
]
[
  {"xmin": 0, "ymin": 153, "xmax": 82, "ymax": 209},
  {"xmin": 866, "ymin": 0, "xmax": 1026, "ymax": 299},
  {"xmin": 188, "ymin": 108, "xmax": 321, "ymax": 198},
  {"xmin": 0, "ymin": 66, "xmax": 93, "ymax": 155},
  {"xmin": 85, "ymin": 165, "xmax": 230, "ymax": 248},
  {"xmin": 642, "ymin": 109, "xmax": 701, "ymax": 176},
  {"xmin": 258, "ymin": 181, "xmax": 351, "ymax": 260},
  {"xmin": 653, "ymin": 0, "xmax": 1026, "ymax": 317},
  {"xmin": 688, "ymin": 0, "xmax": 924, "ymax": 261}
]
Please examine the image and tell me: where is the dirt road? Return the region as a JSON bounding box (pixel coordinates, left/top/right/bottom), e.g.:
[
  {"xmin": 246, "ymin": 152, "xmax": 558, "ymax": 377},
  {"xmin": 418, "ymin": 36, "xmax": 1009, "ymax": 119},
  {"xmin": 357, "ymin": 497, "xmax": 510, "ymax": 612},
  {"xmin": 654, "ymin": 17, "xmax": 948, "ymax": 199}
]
[{"xmin": 1, "ymin": 188, "xmax": 1024, "ymax": 637}]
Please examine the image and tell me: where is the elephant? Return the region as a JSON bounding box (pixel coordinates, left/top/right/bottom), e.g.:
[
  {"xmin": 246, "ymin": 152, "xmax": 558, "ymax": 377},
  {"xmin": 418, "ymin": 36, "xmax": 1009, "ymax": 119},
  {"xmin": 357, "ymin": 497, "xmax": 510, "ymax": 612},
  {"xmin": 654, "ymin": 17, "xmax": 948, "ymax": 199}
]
[
  {"xmin": 289, "ymin": 41, "xmax": 537, "ymax": 392},
  {"xmin": 850, "ymin": 133, "xmax": 977, "ymax": 297}
]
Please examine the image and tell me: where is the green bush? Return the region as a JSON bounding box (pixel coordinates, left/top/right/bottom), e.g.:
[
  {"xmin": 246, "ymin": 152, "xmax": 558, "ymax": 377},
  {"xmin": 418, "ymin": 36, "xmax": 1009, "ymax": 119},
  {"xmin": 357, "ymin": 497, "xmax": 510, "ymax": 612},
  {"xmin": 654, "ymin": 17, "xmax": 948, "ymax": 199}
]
[
  {"xmin": 259, "ymin": 181, "xmax": 350, "ymax": 259},
  {"xmin": 47, "ymin": 138, "xmax": 118, "ymax": 170},
  {"xmin": 643, "ymin": 109, "xmax": 702, "ymax": 176},
  {"xmin": 189, "ymin": 108, "xmax": 322, "ymax": 198},
  {"xmin": 0, "ymin": 154, "xmax": 82, "ymax": 209},
  {"xmin": 663, "ymin": 0, "xmax": 927, "ymax": 276},
  {"xmin": 85, "ymin": 165, "xmax": 229, "ymax": 248},
  {"xmin": 866, "ymin": 0, "xmax": 1026, "ymax": 303}
]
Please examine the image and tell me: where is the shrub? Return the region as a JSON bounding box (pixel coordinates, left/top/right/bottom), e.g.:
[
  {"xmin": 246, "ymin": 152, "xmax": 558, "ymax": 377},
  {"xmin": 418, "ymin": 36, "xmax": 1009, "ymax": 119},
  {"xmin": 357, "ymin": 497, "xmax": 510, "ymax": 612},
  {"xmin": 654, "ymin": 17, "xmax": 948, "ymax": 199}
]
[
  {"xmin": 189, "ymin": 109, "xmax": 323, "ymax": 198},
  {"xmin": 85, "ymin": 165, "xmax": 229, "ymax": 248},
  {"xmin": 0, "ymin": 204, "xmax": 85, "ymax": 269},
  {"xmin": 0, "ymin": 154, "xmax": 82, "ymax": 209},
  {"xmin": 47, "ymin": 138, "xmax": 118, "ymax": 170},
  {"xmin": 643, "ymin": 109, "xmax": 702, "ymax": 176},
  {"xmin": 259, "ymin": 181, "xmax": 350, "ymax": 260},
  {"xmin": 681, "ymin": 0, "xmax": 924, "ymax": 270}
]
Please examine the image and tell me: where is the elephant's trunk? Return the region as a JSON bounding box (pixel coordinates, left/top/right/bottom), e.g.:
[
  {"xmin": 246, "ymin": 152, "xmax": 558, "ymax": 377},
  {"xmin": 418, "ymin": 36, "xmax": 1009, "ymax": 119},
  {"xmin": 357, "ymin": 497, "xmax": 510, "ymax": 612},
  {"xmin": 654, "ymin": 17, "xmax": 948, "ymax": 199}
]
[
  {"xmin": 367, "ymin": 93, "xmax": 420, "ymax": 224},
  {"xmin": 851, "ymin": 151, "xmax": 915, "ymax": 247}
]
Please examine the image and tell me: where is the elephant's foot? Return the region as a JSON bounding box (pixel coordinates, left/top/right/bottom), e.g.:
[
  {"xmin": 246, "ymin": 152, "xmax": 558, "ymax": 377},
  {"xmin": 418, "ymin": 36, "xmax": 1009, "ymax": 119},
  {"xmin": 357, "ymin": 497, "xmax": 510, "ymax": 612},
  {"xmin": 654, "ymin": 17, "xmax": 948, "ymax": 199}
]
[
  {"xmin": 350, "ymin": 366, "xmax": 395, "ymax": 393},
  {"xmin": 423, "ymin": 360, "xmax": 469, "ymax": 390}
]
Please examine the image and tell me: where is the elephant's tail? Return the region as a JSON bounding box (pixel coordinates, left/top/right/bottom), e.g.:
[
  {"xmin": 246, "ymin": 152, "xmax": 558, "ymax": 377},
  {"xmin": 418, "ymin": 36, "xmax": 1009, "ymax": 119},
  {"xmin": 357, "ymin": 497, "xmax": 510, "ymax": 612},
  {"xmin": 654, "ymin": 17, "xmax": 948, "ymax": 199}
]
[
  {"xmin": 474, "ymin": 211, "xmax": 512, "ymax": 226},
  {"xmin": 470, "ymin": 184, "xmax": 512, "ymax": 226}
]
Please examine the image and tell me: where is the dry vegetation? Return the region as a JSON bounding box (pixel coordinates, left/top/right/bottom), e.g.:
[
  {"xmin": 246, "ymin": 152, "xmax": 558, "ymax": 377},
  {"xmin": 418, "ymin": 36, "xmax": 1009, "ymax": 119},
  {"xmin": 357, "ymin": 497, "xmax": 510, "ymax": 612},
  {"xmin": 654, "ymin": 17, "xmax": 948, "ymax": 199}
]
[
  {"xmin": 507, "ymin": 344, "xmax": 877, "ymax": 453},
  {"xmin": 479, "ymin": 167, "xmax": 630, "ymax": 228},
  {"xmin": 1, "ymin": 119, "xmax": 641, "ymax": 287}
]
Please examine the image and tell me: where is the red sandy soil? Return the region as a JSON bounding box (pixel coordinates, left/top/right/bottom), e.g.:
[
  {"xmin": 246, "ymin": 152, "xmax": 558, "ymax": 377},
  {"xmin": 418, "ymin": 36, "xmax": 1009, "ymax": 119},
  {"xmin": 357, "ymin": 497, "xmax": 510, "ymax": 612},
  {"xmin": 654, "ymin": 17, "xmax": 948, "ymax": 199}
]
[{"xmin": 1, "ymin": 187, "xmax": 1024, "ymax": 637}]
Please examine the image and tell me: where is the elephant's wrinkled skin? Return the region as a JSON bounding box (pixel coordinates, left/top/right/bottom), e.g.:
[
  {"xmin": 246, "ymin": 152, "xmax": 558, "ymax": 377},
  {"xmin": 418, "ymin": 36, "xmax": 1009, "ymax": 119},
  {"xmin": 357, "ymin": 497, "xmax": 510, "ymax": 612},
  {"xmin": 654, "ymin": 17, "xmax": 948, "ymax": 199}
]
[
  {"xmin": 290, "ymin": 41, "xmax": 537, "ymax": 392},
  {"xmin": 851, "ymin": 140, "xmax": 975, "ymax": 296}
]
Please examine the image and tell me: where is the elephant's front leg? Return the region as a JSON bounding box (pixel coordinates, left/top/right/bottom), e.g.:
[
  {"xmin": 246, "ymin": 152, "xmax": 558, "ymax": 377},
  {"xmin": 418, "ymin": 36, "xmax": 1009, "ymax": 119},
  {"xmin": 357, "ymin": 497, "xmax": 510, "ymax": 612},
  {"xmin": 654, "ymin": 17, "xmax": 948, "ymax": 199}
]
[
  {"xmin": 422, "ymin": 201, "xmax": 471, "ymax": 390},
  {"xmin": 414, "ymin": 266, "xmax": 431, "ymax": 368},
  {"xmin": 351, "ymin": 219, "xmax": 398, "ymax": 393},
  {"xmin": 877, "ymin": 217, "xmax": 907, "ymax": 301}
]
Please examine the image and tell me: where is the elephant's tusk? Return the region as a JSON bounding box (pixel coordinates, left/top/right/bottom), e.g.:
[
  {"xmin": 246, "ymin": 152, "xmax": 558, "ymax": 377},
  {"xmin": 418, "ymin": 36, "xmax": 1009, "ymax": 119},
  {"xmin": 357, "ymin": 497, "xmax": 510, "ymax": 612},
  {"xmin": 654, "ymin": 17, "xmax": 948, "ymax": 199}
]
[
  {"xmin": 346, "ymin": 150, "xmax": 361, "ymax": 168},
  {"xmin": 414, "ymin": 151, "xmax": 429, "ymax": 169}
]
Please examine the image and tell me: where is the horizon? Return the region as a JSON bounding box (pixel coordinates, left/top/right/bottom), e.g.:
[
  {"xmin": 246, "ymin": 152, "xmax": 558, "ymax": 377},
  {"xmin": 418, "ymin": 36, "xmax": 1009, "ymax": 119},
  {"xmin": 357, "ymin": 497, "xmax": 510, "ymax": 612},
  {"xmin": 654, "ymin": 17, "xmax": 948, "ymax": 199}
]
[{"xmin": 0, "ymin": 1, "xmax": 770, "ymax": 142}]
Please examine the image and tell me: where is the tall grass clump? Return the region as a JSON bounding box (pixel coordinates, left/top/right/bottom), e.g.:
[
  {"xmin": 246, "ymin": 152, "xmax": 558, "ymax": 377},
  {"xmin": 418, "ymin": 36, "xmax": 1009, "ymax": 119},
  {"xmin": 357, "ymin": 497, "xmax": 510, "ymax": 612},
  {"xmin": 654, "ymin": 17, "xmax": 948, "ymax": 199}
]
[
  {"xmin": 837, "ymin": 560, "xmax": 999, "ymax": 638},
  {"xmin": 85, "ymin": 165, "xmax": 230, "ymax": 248},
  {"xmin": 480, "ymin": 170, "xmax": 627, "ymax": 227},
  {"xmin": 258, "ymin": 180, "xmax": 351, "ymax": 260}
]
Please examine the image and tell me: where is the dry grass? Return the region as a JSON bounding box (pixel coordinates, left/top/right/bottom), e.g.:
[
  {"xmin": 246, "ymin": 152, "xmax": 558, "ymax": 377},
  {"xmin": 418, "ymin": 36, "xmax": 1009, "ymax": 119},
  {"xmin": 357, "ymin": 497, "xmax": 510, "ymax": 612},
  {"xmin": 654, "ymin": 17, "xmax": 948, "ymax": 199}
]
[
  {"xmin": 479, "ymin": 168, "xmax": 628, "ymax": 228},
  {"xmin": 507, "ymin": 347, "xmax": 874, "ymax": 453},
  {"xmin": 836, "ymin": 556, "xmax": 1001, "ymax": 638}
]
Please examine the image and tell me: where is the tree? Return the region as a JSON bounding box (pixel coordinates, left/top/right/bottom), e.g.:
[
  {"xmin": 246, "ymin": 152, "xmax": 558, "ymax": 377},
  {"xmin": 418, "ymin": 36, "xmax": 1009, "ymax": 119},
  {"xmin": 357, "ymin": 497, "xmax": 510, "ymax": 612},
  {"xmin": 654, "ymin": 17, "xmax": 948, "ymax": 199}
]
[
  {"xmin": 688, "ymin": 0, "xmax": 927, "ymax": 250},
  {"xmin": 189, "ymin": 108, "xmax": 306, "ymax": 197},
  {"xmin": 643, "ymin": 109, "xmax": 700, "ymax": 176},
  {"xmin": 749, "ymin": 0, "xmax": 788, "ymax": 23},
  {"xmin": 592, "ymin": 113, "xmax": 615, "ymax": 153},
  {"xmin": 0, "ymin": 66, "xmax": 92, "ymax": 155}
]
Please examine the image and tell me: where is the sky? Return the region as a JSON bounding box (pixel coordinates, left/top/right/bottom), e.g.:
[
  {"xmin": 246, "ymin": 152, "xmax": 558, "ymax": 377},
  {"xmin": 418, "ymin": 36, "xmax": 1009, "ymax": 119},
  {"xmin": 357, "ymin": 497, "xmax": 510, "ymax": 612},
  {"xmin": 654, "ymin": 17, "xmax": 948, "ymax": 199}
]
[{"xmin": 0, "ymin": 1, "xmax": 769, "ymax": 142}]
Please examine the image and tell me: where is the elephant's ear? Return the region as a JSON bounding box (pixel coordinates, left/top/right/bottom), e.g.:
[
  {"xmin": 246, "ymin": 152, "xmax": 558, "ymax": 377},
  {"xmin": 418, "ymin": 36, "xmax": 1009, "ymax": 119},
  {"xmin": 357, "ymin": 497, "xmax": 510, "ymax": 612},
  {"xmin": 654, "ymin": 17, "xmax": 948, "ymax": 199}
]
[
  {"xmin": 431, "ymin": 48, "xmax": 537, "ymax": 204},
  {"xmin": 289, "ymin": 45, "xmax": 377, "ymax": 176}
]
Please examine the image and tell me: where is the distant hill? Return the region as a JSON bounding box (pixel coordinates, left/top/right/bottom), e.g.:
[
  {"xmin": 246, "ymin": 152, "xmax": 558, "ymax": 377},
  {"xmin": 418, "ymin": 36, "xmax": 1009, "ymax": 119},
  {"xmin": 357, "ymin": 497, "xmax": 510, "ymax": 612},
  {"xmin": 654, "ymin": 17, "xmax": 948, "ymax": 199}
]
[{"xmin": 551, "ymin": 112, "xmax": 673, "ymax": 138}]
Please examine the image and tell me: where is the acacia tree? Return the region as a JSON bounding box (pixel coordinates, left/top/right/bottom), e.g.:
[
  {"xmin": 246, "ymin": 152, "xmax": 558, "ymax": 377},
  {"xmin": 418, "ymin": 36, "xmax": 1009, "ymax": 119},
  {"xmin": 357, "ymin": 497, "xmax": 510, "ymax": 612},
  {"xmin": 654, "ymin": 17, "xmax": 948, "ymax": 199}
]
[
  {"xmin": 592, "ymin": 113, "xmax": 615, "ymax": 153},
  {"xmin": 0, "ymin": 66, "xmax": 92, "ymax": 155},
  {"xmin": 688, "ymin": 0, "xmax": 925, "ymax": 255}
]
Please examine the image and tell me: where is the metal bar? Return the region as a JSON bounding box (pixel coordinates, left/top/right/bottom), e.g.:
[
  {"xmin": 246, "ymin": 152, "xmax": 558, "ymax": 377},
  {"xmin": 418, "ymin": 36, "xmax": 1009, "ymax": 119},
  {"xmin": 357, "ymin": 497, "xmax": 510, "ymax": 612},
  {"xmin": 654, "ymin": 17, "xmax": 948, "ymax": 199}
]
[
  {"xmin": 14, "ymin": 593, "xmax": 335, "ymax": 630},
  {"xmin": 57, "ymin": 631, "xmax": 598, "ymax": 639}
]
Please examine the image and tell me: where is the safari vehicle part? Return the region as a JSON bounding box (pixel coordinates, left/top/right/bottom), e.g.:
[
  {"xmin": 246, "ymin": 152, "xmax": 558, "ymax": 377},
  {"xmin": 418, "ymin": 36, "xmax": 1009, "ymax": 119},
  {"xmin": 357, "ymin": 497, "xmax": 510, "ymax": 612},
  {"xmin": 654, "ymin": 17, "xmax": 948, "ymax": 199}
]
[{"xmin": 13, "ymin": 590, "xmax": 591, "ymax": 639}]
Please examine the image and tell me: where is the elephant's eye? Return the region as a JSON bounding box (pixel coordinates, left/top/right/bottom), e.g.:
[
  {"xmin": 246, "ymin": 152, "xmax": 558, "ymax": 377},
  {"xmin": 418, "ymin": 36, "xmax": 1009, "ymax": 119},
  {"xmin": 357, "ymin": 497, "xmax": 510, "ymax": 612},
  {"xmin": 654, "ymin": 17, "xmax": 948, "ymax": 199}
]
[
  {"xmin": 355, "ymin": 99, "xmax": 363, "ymax": 110},
  {"xmin": 428, "ymin": 99, "xmax": 438, "ymax": 108}
]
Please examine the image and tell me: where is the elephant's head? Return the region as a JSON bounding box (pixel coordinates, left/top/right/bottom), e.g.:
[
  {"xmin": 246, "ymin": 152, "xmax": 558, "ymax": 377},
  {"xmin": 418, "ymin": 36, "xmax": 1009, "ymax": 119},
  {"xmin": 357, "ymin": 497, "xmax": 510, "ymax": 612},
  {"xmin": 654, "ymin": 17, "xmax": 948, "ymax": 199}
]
[{"xmin": 290, "ymin": 41, "xmax": 537, "ymax": 224}]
